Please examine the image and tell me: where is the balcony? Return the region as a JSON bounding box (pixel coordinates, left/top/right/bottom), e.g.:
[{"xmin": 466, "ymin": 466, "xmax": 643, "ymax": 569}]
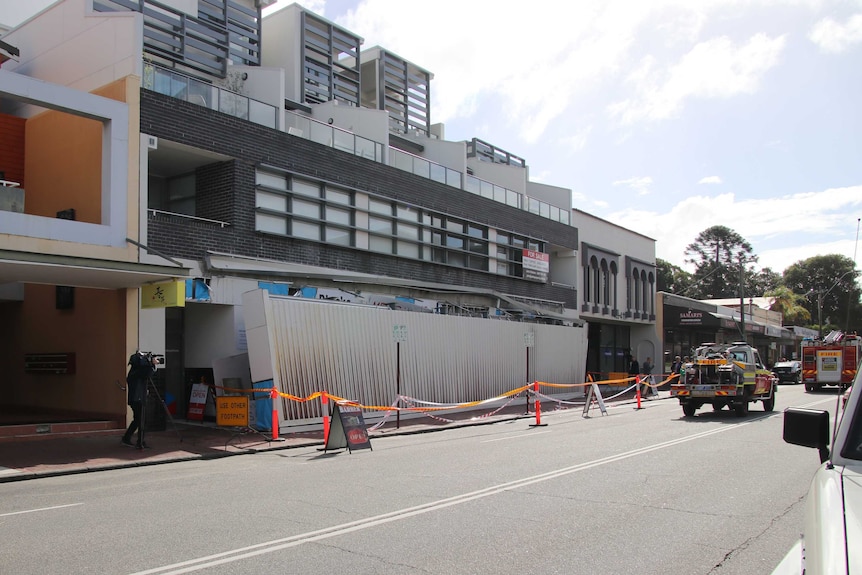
[
  {"xmin": 389, "ymin": 148, "xmax": 571, "ymax": 226},
  {"xmin": 144, "ymin": 63, "xmax": 571, "ymax": 228},
  {"xmin": 143, "ymin": 63, "xmax": 277, "ymax": 129}
]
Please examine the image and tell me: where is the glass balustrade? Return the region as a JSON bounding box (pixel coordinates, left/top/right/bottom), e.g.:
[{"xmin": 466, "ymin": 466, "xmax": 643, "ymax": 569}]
[
  {"xmin": 143, "ymin": 63, "xmax": 276, "ymax": 129},
  {"xmin": 142, "ymin": 61, "xmax": 570, "ymax": 227}
]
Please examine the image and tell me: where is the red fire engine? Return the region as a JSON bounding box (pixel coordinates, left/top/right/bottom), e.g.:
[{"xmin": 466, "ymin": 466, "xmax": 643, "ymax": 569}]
[{"xmin": 800, "ymin": 330, "xmax": 861, "ymax": 392}]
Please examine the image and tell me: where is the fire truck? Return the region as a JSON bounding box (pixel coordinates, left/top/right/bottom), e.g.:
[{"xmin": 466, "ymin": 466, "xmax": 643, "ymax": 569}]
[
  {"xmin": 800, "ymin": 330, "xmax": 861, "ymax": 392},
  {"xmin": 670, "ymin": 342, "xmax": 776, "ymax": 417}
]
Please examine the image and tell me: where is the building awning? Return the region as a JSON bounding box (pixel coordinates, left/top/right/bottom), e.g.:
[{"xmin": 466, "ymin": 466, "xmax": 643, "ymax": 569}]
[
  {"xmin": 206, "ymin": 252, "xmax": 583, "ymax": 325},
  {"xmin": 0, "ymin": 249, "xmax": 190, "ymax": 290}
]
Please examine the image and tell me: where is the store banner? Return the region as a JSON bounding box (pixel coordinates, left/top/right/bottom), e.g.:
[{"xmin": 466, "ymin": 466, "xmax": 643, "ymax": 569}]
[{"xmin": 142, "ymin": 280, "xmax": 185, "ymax": 308}]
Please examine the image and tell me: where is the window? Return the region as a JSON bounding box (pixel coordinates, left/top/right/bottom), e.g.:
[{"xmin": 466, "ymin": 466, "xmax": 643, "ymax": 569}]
[
  {"xmin": 291, "ymin": 178, "xmax": 320, "ymax": 197},
  {"xmin": 325, "ymin": 187, "xmax": 351, "ymax": 206},
  {"xmin": 257, "ymin": 171, "xmax": 287, "ymax": 190},
  {"xmin": 292, "ymin": 198, "xmax": 320, "ymax": 219},
  {"xmin": 256, "ymin": 190, "xmax": 286, "ymax": 211},
  {"xmin": 368, "ymin": 216, "xmax": 391, "ymax": 233},
  {"xmin": 292, "ymin": 220, "xmax": 320, "ymax": 240},
  {"xmin": 326, "ymin": 205, "xmax": 351, "ymax": 226},
  {"xmin": 369, "ymin": 198, "xmax": 391, "ymax": 215},
  {"xmin": 256, "ymin": 213, "xmax": 286, "ymax": 234},
  {"xmin": 253, "ymin": 167, "xmax": 543, "ymax": 279},
  {"xmin": 325, "ymin": 226, "xmax": 351, "ymax": 246}
]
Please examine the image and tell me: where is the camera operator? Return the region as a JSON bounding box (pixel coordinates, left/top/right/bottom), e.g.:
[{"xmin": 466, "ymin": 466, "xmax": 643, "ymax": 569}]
[{"xmin": 121, "ymin": 351, "xmax": 158, "ymax": 449}]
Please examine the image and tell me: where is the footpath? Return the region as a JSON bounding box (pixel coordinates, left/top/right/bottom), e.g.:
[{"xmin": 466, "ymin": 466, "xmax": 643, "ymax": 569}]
[{"xmin": 0, "ymin": 392, "xmax": 665, "ymax": 483}]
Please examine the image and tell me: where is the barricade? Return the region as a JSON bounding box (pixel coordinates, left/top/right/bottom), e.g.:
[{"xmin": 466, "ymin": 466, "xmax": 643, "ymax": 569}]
[{"xmin": 206, "ymin": 373, "xmax": 678, "ymax": 443}]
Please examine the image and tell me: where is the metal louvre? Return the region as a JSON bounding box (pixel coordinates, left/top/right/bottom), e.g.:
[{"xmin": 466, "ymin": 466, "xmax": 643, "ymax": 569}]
[{"xmin": 264, "ymin": 295, "xmax": 587, "ymax": 425}]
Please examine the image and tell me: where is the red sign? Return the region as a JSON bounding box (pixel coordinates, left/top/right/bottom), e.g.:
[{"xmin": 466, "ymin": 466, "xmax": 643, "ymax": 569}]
[{"xmin": 186, "ymin": 383, "xmax": 209, "ymax": 421}]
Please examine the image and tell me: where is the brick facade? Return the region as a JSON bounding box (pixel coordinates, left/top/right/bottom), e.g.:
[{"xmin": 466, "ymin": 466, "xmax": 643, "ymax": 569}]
[{"xmin": 141, "ymin": 91, "xmax": 578, "ymax": 306}]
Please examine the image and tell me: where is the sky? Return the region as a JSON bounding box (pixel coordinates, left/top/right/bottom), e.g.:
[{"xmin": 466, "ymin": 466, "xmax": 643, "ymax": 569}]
[{"xmin": 4, "ymin": 0, "xmax": 862, "ymax": 276}]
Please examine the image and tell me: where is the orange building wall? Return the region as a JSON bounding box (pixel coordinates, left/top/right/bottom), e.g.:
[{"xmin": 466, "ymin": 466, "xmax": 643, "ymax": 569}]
[
  {"xmin": 0, "ymin": 113, "xmax": 26, "ymax": 186},
  {"xmin": 23, "ymin": 79, "xmax": 129, "ymax": 223},
  {"xmin": 1, "ymin": 78, "xmax": 137, "ymax": 422},
  {"xmin": 10, "ymin": 285, "xmax": 130, "ymax": 419}
]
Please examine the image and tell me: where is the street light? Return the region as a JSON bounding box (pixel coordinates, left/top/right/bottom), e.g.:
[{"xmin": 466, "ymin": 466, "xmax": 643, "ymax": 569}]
[{"xmin": 809, "ymin": 270, "xmax": 857, "ymax": 339}]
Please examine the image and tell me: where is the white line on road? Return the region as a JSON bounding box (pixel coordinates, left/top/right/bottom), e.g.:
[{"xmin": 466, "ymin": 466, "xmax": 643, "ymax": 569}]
[
  {"xmin": 0, "ymin": 503, "xmax": 83, "ymax": 517},
  {"xmin": 129, "ymin": 413, "xmax": 777, "ymax": 575},
  {"xmin": 480, "ymin": 430, "xmax": 552, "ymax": 443}
]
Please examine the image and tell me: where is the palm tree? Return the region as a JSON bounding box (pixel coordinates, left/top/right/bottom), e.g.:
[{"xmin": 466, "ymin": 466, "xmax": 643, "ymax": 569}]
[{"xmin": 766, "ymin": 286, "xmax": 811, "ymax": 326}]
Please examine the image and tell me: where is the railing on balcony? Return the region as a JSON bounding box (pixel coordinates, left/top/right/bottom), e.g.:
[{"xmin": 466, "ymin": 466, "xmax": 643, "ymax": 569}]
[
  {"xmin": 283, "ymin": 114, "xmax": 385, "ymax": 163},
  {"xmin": 143, "ymin": 63, "xmax": 570, "ymax": 227},
  {"xmin": 143, "ymin": 63, "xmax": 277, "ymax": 129},
  {"xmin": 388, "ymin": 148, "xmax": 571, "ymax": 226}
]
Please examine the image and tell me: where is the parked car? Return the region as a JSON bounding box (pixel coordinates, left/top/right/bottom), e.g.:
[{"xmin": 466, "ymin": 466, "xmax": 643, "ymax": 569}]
[
  {"xmin": 772, "ymin": 370, "xmax": 862, "ymax": 574},
  {"xmin": 772, "ymin": 360, "xmax": 802, "ymax": 384}
]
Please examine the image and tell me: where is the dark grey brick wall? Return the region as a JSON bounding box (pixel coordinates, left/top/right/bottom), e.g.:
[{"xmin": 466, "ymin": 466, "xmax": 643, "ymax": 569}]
[{"xmin": 141, "ymin": 91, "xmax": 578, "ymax": 306}]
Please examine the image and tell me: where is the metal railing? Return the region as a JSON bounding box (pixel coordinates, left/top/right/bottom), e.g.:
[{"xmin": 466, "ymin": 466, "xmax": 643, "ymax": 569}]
[
  {"xmin": 283, "ymin": 114, "xmax": 385, "ymax": 163},
  {"xmin": 143, "ymin": 62, "xmax": 570, "ymax": 227},
  {"xmin": 143, "ymin": 63, "xmax": 277, "ymax": 129},
  {"xmin": 389, "ymin": 148, "xmax": 571, "ymax": 226}
]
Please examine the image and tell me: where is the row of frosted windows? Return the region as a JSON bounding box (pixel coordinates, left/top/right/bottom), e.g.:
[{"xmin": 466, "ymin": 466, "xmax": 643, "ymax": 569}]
[{"xmin": 254, "ymin": 169, "xmax": 545, "ymax": 278}]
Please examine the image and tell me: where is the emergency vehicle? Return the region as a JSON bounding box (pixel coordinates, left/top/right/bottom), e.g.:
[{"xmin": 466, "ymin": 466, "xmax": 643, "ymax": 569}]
[
  {"xmin": 670, "ymin": 342, "xmax": 776, "ymax": 417},
  {"xmin": 670, "ymin": 342, "xmax": 778, "ymax": 417},
  {"xmin": 800, "ymin": 330, "xmax": 861, "ymax": 392}
]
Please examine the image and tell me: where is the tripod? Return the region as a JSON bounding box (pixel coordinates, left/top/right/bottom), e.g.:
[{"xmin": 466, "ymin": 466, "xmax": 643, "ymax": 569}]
[{"xmin": 142, "ymin": 375, "xmax": 184, "ymax": 444}]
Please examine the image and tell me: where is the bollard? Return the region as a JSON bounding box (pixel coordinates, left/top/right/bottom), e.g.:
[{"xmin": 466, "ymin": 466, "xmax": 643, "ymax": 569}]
[
  {"xmin": 635, "ymin": 376, "xmax": 643, "ymax": 410},
  {"xmin": 322, "ymin": 391, "xmax": 330, "ymax": 444},
  {"xmin": 270, "ymin": 386, "xmax": 279, "ymax": 440},
  {"xmin": 530, "ymin": 381, "xmax": 547, "ymax": 427}
]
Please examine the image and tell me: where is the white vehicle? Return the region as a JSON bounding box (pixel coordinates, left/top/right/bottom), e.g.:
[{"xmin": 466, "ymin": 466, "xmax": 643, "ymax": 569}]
[{"xmin": 773, "ymin": 373, "xmax": 862, "ymax": 574}]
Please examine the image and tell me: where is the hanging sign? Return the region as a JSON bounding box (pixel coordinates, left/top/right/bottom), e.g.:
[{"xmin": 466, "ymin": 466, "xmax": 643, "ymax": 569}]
[
  {"xmin": 325, "ymin": 402, "xmax": 372, "ymax": 453},
  {"xmin": 142, "ymin": 280, "xmax": 186, "ymax": 308}
]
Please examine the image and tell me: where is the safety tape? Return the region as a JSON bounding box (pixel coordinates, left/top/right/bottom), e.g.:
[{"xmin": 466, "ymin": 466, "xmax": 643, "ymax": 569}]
[{"xmin": 207, "ymin": 375, "xmax": 673, "ymax": 415}]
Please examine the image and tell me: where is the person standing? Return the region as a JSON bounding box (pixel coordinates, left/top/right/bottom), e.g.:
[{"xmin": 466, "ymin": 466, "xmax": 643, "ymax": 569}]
[{"xmin": 122, "ymin": 351, "xmax": 158, "ymax": 449}]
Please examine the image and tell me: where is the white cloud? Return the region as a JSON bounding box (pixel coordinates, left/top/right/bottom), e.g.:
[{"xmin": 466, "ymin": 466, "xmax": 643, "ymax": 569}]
[
  {"xmin": 698, "ymin": 176, "xmax": 723, "ymax": 184},
  {"xmin": 560, "ymin": 126, "xmax": 593, "ymax": 153},
  {"xmin": 609, "ymin": 33, "xmax": 786, "ymax": 125},
  {"xmin": 809, "ymin": 14, "xmax": 862, "ymax": 53},
  {"xmin": 613, "ymin": 176, "xmax": 654, "ymax": 195},
  {"xmin": 604, "ymin": 186, "xmax": 862, "ymax": 273}
]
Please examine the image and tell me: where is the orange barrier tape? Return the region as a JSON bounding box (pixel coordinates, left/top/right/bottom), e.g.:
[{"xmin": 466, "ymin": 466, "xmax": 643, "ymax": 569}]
[{"xmin": 209, "ymin": 376, "xmax": 671, "ymax": 415}]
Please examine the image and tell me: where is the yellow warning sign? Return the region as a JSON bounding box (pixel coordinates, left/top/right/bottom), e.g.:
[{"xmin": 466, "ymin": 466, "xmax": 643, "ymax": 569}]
[{"xmin": 216, "ymin": 396, "xmax": 249, "ymax": 427}]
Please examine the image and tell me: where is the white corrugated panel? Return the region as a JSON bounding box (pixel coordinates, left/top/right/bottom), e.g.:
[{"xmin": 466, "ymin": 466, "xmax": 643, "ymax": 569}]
[{"xmin": 265, "ymin": 295, "xmax": 587, "ymax": 424}]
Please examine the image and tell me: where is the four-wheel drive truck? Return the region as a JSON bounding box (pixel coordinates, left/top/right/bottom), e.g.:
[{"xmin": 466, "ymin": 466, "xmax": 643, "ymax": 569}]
[
  {"xmin": 670, "ymin": 342, "xmax": 777, "ymax": 417},
  {"xmin": 772, "ymin": 369, "xmax": 861, "ymax": 574}
]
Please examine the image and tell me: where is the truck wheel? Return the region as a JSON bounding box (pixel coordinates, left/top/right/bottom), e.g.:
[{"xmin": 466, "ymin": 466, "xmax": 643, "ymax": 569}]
[
  {"xmin": 682, "ymin": 404, "xmax": 697, "ymax": 417},
  {"xmin": 734, "ymin": 400, "xmax": 749, "ymax": 417},
  {"xmin": 762, "ymin": 395, "xmax": 775, "ymax": 412},
  {"xmin": 805, "ymin": 383, "xmax": 814, "ymax": 392}
]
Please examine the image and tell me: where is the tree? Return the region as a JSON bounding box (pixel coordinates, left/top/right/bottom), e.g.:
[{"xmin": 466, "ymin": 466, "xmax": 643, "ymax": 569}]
[
  {"xmin": 684, "ymin": 225, "xmax": 756, "ymax": 299},
  {"xmin": 783, "ymin": 254, "xmax": 861, "ymax": 332},
  {"xmin": 748, "ymin": 267, "xmax": 781, "ymax": 296},
  {"xmin": 656, "ymin": 258, "xmax": 692, "ymax": 294},
  {"xmin": 765, "ymin": 285, "xmax": 811, "ymax": 326}
]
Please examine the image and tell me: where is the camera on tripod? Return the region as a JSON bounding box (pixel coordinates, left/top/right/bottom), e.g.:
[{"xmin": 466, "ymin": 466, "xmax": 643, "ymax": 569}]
[{"xmin": 141, "ymin": 351, "xmax": 165, "ymax": 365}]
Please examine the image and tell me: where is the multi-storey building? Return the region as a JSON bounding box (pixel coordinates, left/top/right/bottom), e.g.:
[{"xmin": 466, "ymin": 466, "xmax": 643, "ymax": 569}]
[{"xmin": 0, "ymin": 0, "xmax": 657, "ymax": 436}]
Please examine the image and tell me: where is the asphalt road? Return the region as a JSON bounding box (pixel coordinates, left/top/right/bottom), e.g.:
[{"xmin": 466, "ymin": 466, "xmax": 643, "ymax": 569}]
[{"xmin": 0, "ymin": 384, "xmax": 840, "ymax": 575}]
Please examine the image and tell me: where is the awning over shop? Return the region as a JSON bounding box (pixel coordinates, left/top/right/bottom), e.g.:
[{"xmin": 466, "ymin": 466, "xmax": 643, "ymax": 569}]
[{"xmin": 0, "ymin": 249, "xmax": 190, "ymax": 290}]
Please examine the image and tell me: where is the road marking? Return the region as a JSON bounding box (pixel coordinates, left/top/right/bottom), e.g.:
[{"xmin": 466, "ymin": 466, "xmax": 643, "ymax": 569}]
[
  {"xmin": 129, "ymin": 416, "xmax": 774, "ymax": 575},
  {"xmin": 0, "ymin": 503, "xmax": 83, "ymax": 517},
  {"xmin": 480, "ymin": 430, "xmax": 552, "ymax": 443}
]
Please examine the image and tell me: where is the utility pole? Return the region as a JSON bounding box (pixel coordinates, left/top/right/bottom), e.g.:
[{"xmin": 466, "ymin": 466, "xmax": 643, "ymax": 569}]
[{"xmin": 739, "ymin": 254, "xmax": 746, "ymax": 343}]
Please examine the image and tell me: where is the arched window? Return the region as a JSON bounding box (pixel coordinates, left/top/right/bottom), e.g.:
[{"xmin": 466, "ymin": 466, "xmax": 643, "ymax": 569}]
[{"xmin": 601, "ymin": 260, "xmax": 610, "ymax": 309}]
